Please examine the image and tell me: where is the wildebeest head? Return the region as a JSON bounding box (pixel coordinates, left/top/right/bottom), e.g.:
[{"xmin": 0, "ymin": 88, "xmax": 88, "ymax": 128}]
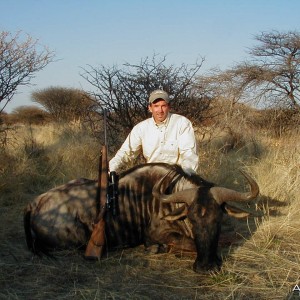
[{"xmin": 152, "ymin": 169, "xmax": 260, "ymax": 272}]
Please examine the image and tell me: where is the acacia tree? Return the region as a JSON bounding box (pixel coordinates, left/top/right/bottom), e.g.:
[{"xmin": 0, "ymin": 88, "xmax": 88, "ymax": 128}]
[
  {"xmin": 200, "ymin": 31, "xmax": 300, "ymax": 110},
  {"xmin": 0, "ymin": 31, "xmax": 54, "ymax": 112},
  {"xmin": 229, "ymin": 31, "xmax": 300, "ymax": 111},
  {"xmin": 32, "ymin": 87, "xmax": 95, "ymax": 123},
  {"xmin": 80, "ymin": 55, "xmax": 208, "ymax": 135},
  {"xmin": 9, "ymin": 106, "xmax": 50, "ymax": 125},
  {"xmin": 197, "ymin": 31, "xmax": 300, "ymax": 136}
]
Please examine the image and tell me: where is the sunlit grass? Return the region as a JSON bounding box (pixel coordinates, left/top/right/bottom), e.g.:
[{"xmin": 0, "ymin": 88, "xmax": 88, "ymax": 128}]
[{"xmin": 0, "ymin": 122, "xmax": 299, "ymax": 299}]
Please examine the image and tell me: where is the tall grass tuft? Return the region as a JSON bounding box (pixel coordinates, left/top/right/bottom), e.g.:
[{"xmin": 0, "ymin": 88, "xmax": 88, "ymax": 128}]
[{"xmin": 0, "ymin": 123, "xmax": 100, "ymax": 204}]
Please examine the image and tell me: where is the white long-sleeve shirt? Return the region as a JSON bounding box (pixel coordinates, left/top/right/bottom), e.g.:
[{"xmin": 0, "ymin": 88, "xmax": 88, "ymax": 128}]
[{"xmin": 109, "ymin": 113, "xmax": 199, "ymax": 174}]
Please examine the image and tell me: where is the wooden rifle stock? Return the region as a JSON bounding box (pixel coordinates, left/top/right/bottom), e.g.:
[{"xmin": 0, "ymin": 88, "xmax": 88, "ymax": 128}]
[{"xmin": 84, "ymin": 144, "xmax": 108, "ymax": 259}]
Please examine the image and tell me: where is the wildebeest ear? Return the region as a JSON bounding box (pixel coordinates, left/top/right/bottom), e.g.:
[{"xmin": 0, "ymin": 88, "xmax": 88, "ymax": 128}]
[
  {"xmin": 162, "ymin": 204, "xmax": 188, "ymax": 221},
  {"xmin": 223, "ymin": 203, "xmax": 251, "ymax": 219}
]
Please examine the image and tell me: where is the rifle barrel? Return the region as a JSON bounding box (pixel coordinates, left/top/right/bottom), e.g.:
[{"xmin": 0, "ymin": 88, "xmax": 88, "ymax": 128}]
[{"xmin": 103, "ymin": 109, "xmax": 107, "ymax": 147}]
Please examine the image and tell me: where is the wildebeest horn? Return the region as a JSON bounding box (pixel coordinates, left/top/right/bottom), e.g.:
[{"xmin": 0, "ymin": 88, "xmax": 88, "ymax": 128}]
[
  {"xmin": 162, "ymin": 204, "xmax": 189, "ymax": 221},
  {"xmin": 155, "ymin": 188, "xmax": 199, "ymax": 205},
  {"xmin": 209, "ymin": 171, "xmax": 259, "ymax": 205},
  {"xmin": 152, "ymin": 170, "xmax": 198, "ymax": 205}
]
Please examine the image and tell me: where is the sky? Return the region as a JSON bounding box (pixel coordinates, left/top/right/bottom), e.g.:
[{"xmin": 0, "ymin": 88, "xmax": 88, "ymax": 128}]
[{"xmin": 1, "ymin": 0, "xmax": 300, "ymax": 112}]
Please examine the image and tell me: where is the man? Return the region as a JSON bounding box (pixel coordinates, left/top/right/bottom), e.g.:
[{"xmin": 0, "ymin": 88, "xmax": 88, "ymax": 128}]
[{"xmin": 109, "ymin": 89, "xmax": 199, "ymax": 175}]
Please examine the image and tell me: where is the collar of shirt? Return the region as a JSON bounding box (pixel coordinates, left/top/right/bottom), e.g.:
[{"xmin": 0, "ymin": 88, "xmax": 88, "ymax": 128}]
[{"xmin": 152, "ymin": 113, "xmax": 171, "ymax": 128}]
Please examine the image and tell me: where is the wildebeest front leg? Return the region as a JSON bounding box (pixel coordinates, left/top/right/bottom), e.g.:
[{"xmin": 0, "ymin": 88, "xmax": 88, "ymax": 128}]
[{"xmin": 144, "ymin": 243, "xmax": 169, "ymax": 254}]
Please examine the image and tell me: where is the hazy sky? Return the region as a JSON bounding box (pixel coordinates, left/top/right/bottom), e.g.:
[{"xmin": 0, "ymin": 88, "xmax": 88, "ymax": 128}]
[{"xmin": 2, "ymin": 0, "xmax": 300, "ymax": 112}]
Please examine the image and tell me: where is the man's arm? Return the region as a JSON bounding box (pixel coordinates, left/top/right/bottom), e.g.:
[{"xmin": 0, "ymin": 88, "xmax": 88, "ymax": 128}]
[
  {"xmin": 177, "ymin": 119, "xmax": 199, "ymax": 174},
  {"xmin": 109, "ymin": 126, "xmax": 142, "ymax": 172}
]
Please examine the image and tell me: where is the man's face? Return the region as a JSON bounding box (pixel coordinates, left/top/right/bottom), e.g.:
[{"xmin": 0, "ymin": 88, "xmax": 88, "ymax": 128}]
[{"xmin": 149, "ymin": 99, "xmax": 170, "ymax": 123}]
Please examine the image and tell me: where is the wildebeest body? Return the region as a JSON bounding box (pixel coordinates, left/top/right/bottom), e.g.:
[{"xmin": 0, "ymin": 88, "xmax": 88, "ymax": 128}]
[{"xmin": 24, "ymin": 163, "xmax": 259, "ymax": 272}]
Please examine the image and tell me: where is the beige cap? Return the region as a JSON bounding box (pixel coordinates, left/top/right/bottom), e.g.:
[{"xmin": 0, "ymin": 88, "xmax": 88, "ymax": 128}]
[{"xmin": 149, "ymin": 89, "xmax": 169, "ymax": 104}]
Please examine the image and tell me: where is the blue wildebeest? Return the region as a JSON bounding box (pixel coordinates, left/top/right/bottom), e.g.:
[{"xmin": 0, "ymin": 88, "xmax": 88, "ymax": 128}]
[{"xmin": 24, "ymin": 163, "xmax": 259, "ymax": 272}]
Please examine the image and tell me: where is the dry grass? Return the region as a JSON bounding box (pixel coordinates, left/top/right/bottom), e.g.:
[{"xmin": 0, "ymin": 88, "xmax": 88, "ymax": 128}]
[{"xmin": 0, "ymin": 122, "xmax": 299, "ymax": 299}]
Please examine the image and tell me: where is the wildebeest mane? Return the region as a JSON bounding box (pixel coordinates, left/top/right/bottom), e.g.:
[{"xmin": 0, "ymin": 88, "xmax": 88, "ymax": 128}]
[{"xmin": 119, "ymin": 163, "xmax": 214, "ymax": 188}]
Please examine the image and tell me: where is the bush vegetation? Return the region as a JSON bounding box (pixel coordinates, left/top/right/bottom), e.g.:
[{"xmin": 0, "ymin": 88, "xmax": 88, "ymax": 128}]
[{"xmin": 0, "ymin": 104, "xmax": 299, "ymax": 299}]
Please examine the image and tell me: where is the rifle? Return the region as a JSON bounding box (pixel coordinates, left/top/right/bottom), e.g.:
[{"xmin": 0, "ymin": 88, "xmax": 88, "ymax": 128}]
[
  {"xmin": 84, "ymin": 110, "xmax": 109, "ymax": 260},
  {"xmin": 108, "ymin": 171, "xmax": 119, "ymax": 216}
]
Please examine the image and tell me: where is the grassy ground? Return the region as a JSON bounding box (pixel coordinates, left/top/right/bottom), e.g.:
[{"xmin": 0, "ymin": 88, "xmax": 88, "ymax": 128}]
[{"xmin": 0, "ymin": 122, "xmax": 299, "ymax": 299}]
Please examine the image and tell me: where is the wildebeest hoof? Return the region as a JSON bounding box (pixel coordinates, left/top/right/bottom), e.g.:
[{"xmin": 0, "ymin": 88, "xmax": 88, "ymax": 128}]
[
  {"xmin": 145, "ymin": 244, "xmax": 160, "ymax": 254},
  {"xmin": 193, "ymin": 261, "xmax": 221, "ymax": 274},
  {"xmin": 157, "ymin": 244, "xmax": 169, "ymax": 253},
  {"xmin": 145, "ymin": 244, "xmax": 169, "ymax": 254}
]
